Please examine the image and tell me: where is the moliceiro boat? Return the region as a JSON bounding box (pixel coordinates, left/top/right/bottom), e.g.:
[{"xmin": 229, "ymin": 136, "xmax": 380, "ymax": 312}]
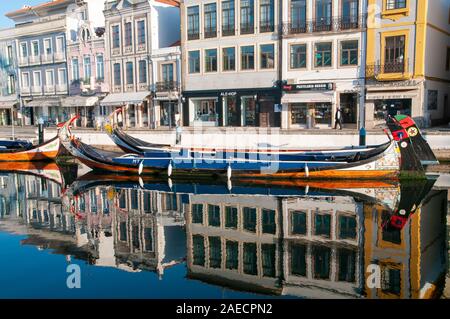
[
  {"xmin": 59, "ymin": 115, "xmax": 436, "ymax": 179},
  {"xmin": 0, "ymin": 136, "xmax": 60, "ymax": 162}
]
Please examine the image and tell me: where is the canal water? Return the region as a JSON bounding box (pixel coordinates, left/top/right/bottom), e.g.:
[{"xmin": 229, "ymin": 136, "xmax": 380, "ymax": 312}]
[{"xmin": 0, "ymin": 163, "xmax": 448, "ymax": 299}]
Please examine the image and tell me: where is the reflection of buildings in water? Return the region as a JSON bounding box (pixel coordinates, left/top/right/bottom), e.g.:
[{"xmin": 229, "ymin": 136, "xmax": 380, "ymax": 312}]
[{"xmin": 185, "ymin": 190, "xmax": 448, "ymax": 299}]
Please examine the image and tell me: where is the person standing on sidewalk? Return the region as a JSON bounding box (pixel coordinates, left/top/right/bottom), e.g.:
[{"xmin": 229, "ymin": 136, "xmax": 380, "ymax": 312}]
[
  {"xmin": 334, "ymin": 106, "xmax": 343, "ymax": 130},
  {"xmin": 175, "ymin": 112, "xmax": 182, "ymax": 145}
]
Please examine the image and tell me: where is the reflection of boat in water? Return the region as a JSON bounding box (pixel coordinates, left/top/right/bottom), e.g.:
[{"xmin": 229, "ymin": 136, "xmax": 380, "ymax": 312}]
[
  {"xmin": 0, "ymin": 136, "xmax": 60, "ymax": 162},
  {"xmin": 0, "ymin": 171, "xmax": 446, "ymax": 298},
  {"xmin": 59, "ymin": 114, "xmax": 437, "ymax": 179}
]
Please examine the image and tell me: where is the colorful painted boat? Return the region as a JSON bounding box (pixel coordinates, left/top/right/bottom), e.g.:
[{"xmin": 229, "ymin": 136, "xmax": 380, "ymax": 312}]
[
  {"xmin": 0, "ymin": 139, "xmax": 33, "ymax": 150},
  {"xmin": 59, "ymin": 114, "xmax": 434, "ymax": 179},
  {"xmin": 0, "ymin": 136, "xmax": 61, "ymax": 162}
]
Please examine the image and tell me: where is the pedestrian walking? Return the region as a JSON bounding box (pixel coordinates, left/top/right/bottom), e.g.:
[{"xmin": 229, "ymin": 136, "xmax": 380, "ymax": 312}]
[{"xmin": 334, "ymin": 107, "xmax": 343, "ymax": 130}]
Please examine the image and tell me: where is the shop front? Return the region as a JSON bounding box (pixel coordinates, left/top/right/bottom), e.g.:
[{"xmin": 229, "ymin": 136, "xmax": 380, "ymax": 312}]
[
  {"xmin": 154, "ymin": 92, "xmax": 180, "ymax": 128},
  {"xmin": 182, "ymin": 88, "xmax": 281, "ymax": 128},
  {"xmin": 62, "ymin": 95, "xmax": 100, "ymax": 127},
  {"xmin": 25, "ymin": 97, "xmax": 63, "ymax": 126},
  {"xmin": 282, "ymin": 83, "xmax": 335, "ymax": 129},
  {"xmin": 0, "ymin": 97, "xmax": 17, "ymax": 126}
]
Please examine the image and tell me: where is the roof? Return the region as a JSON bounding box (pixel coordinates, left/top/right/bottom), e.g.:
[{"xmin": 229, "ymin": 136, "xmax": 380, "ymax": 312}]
[
  {"xmin": 5, "ymin": 0, "xmax": 72, "ymax": 17},
  {"xmin": 155, "ymin": 0, "xmax": 180, "ymax": 7}
]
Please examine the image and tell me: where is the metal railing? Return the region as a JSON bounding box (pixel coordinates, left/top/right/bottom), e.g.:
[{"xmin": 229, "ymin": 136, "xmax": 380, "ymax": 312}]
[
  {"xmin": 204, "ymin": 28, "xmax": 217, "ymax": 38},
  {"xmin": 240, "ymin": 24, "xmax": 254, "ymax": 34},
  {"xmin": 222, "ymin": 26, "xmax": 235, "ymax": 36},
  {"xmin": 187, "ymin": 31, "xmax": 200, "ymax": 40},
  {"xmin": 282, "ymin": 15, "xmax": 366, "ymax": 35},
  {"xmin": 366, "ymin": 60, "xmax": 409, "ymax": 79},
  {"xmin": 155, "ymin": 81, "xmax": 179, "ymax": 92}
]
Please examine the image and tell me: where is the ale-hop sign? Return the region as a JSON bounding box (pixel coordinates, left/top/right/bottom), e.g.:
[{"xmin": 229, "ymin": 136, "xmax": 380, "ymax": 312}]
[{"xmin": 283, "ymin": 83, "xmax": 334, "ymax": 92}]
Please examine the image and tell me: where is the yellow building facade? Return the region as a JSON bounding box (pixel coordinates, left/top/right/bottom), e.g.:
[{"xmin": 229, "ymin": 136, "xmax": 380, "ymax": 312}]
[{"xmin": 365, "ymin": 0, "xmax": 450, "ymax": 128}]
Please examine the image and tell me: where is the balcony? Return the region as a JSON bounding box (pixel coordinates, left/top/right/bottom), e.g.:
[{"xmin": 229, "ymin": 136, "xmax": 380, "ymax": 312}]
[
  {"xmin": 125, "ymin": 84, "xmax": 134, "ymax": 92},
  {"xmin": 240, "ymin": 24, "xmax": 254, "ymax": 35},
  {"xmin": 282, "ymin": 15, "xmax": 366, "ymax": 36},
  {"xmin": 112, "ymin": 47, "xmax": 121, "ymax": 56},
  {"xmin": 137, "ymin": 83, "xmax": 149, "ymax": 91},
  {"xmin": 204, "ymin": 28, "xmax": 217, "ymax": 39},
  {"xmin": 366, "ymin": 60, "xmax": 411, "ymax": 81},
  {"xmin": 137, "ymin": 42, "xmax": 146, "ymax": 52},
  {"xmin": 21, "ymin": 87, "xmax": 31, "ymax": 95},
  {"xmin": 260, "ymin": 23, "xmax": 274, "ymax": 33},
  {"xmin": 222, "ymin": 26, "xmax": 235, "ymax": 36},
  {"xmin": 187, "ymin": 31, "xmax": 200, "ymax": 40},
  {"xmin": 56, "ymin": 84, "xmax": 68, "ymax": 93},
  {"xmin": 44, "ymin": 85, "xmax": 56, "ymax": 94},
  {"xmin": 29, "ymin": 55, "xmax": 40, "ymax": 65},
  {"xmin": 113, "ymin": 85, "xmax": 122, "ymax": 93},
  {"xmin": 54, "ymin": 52, "xmax": 66, "ymax": 62},
  {"xmin": 123, "ymin": 45, "xmax": 133, "ymax": 54},
  {"xmin": 31, "ymin": 86, "xmax": 42, "ymax": 95},
  {"xmin": 155, "ymin": 81, "xmax": 179, "ymax": 92},
  {"xmin": 18, "ymin": 56, "xmax": 29, "ymax": 67},
  {"xmin": 41, "ymin": 54, "xmax": 53, "ymax": 64}
]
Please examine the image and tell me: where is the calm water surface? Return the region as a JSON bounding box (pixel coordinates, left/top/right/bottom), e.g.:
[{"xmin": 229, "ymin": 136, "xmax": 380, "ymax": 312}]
[{"xmin": 0, "ymin": 163, "xmax": 448, "ymax": 299}]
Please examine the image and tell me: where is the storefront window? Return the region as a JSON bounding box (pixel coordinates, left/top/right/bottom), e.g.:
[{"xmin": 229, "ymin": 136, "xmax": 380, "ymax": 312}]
[
  {"xmin": 290, "ymin": 103, "xmax": 307, "ymax": 125},
  {"xmin": 314, "ymin": 103, "xmax": 332, "ymax": 125},
  {"xmin": 340, "ymin": 93, "xmax": 357, "ymax": 124},
  {"xmin": 374, "ymin": 99, "xmax": 411, "ymax": 121},
  {"xmin": 224, "ymin": 96, "xmax": 239, "ymax": 126},
  {"xmin": 194, "ymin": 99, "xmax": 218, "ymax": 124},
  {"xmin": 241, "ymin": 96, "xmax": 256, "ymax": 126},
  {"xmin": 160, "ymin": 102, "xmax": 176, "ymax": 127}
]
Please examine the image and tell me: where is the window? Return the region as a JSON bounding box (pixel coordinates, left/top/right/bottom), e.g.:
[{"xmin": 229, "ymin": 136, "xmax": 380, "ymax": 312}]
[
  {"xmin": 260, "ymin": 0, "xmax": 274, "ymax": 32},
  {"xmin": 312, "ymin": 245, "xmax": 331, "ymax": 279},
  {"xmin": 56, "ymin": 36, "xmax": 65, "ymax": 53},
  {"xmin": 96, "ymin": 55, "xmax": 104, "ymax": 80},
  {"xmin": 243, "ymin": 207, "xmax": 256, "ymax": 232},
  {"xmin": 225, "ymin": 206, "xmax": 238, "ymax": 228},
  {"xmin": 7, "ymin": 75, "xmax": 15, "ymax": 95},
  {"xmin": 119, "ymin": 222, "xmax": 127, "ymax": 241},
  {"xmin": 20, "ymin": 43, "xmax": 28, "ymax": 57},
  {"xmin": 337, "ymin": 248, "xmax": 356, "ymax": 282},
  {"xmin": 139, "ymin": 60, "xmax": 147, "ymax": 83},
  {"xmin": 262, "ymin": 209, "xmax": 276, "ymax": 234},
  {"xmin": 72, "ymin": 58, "xmax": 79, "ymax": 81},
  {"xmin": 204, "ymin": 3, "xmax": 217, "ymax": 38},
  {"xmin": 340, "ymin": 40, "xmax": 358, "ymax": 66},
  {"xmin": 290, "ymin": 0, "xmax": 307, "ymax": 32},
  {"xmin": 112, "ymin": 25, "xmax": 120, "ymax": 48},
  {"xmin": 137, "ymin": 20, "xmax": 146, "ymax": 45},
  {"xmin": 222, "ymin": 0, "xmax": 235, "ymax": 36},
  {"xmin": 338, "ymin": 215, "xmax": 357, "ymax": 239},
  {"xmin": 22, "ymin": 73, "xmax": 30, "ymax": 88},
  {"xmin": 261, "ymin": 244, "xmax": 276, "ymax": 277},
  {"xmin": 222, "ymin": 47, "xmax": 236, "ymax": 71},
  {"xmin": 187, "ymin": 6, "xmax": 200, "ymax": 40},
  {"xmin": 381, "ymin": 266, "xmax": 401, "ymax": 295},
  {"xmin": 225, "ymin": 241, "xmax": 238, "ymax": 269},
  {"xmin": 83, "ymin": 56, "xmax": 91, "ymax": 81},
  {"xmin": 315, "ymin": 42, "xmax": 332, "ymax": 67},
  {"xmin": 125, "ymin": 62, "xmax": 134, "ymax": 85},
  {"xmin": 260, "ymin": 44, "xmax": 275, "ymax": 69},
  {"xmin": 208, "ymin": 204, "xmax": 221, "ymax": 227},
  {"xmin": 428, "ymin": 90, "xmax": 438, "ymax": 110},
  {"xmin": 192, "ymin": 235, "xmax": 205, "ymax": 266},
  {"xmin": 114, "ymin": 63, "xmax": 121, "ymax": 86},
  {"xmin": 45, "ymin": 70, "xmax": 54, "ymax": 86},
  {"xmin": 125, "ymin": 22, "xmax": 132, "ymax": 47},
  {"xmin": 291, "ymin": 244, "xmax": 306, "ymax": 276},
  {"xmin": 240, "ymin": 0, "xmax": 254, "ymax": 34},
  {"xmin": 209, "ymin": 236, "xmax": 222, "ymax": 268},
  {"xmin": 188, "ymin": 50, "xmax": 200, "ymax": 73},
  {"xmin": 192, "ymin": 204, "xmax": 204, "ymax": 224},
  {"xmin": 315, "ymin": 0, "xmax": 332, "ymax": 31},
  {"xmin": 290, "ymin": 44, "xmax": 307, "ymax": 69},
  {"xmin": 446, "ymin": 47, "xmax": 450, "ymax": 71},
  {"xmin": 314, "ymin": 213, "xmax": 331, "ymax": 238},
  {"xmin": 31, "ymin": 41, "xmax": 39, "ymax": 56},
  {"xmin": 291, "ymin": 211, "xmax": 307, "ymax": 235},
  {"xmin": 241, "ymin": 45, "xmax": 255, "ymax": 70},
  {"xmin": 342, "ymin": 0, "xmax": 359, "ymax": 28},
  {"xmin": 205, "ymin": 49, "xmax": 218, "ymax": 72},
  {"xmin": 58, "ymin": 69, "xmax": 67, "ymax": 85},
  {"xmin": 7, "ymin": 45, "xmax": 13, "ymax": 65},
  {"xmin": 144, "ymin": 228, "xmax": 153, "ymax": 252},
  {"xmin": 243, "ymin": 243, "xmax": 257, "ymax": 275},
  {"xmin": 44, "ymin": 38, "xmax": 52, "ymax": 55},
  {"xmin": 384, "ymin": 35, "xmax": 405, "ymax": 73},
  {"xmin": 386, "ymin": 0, "xmax": 406, "ymax": 10},
  {"xmin": 162, "ymin": 63, "xmax": 174, "ymax": 82},
  {"xmin": 33, "ymin": 71, "xmax": 41, "ymax": 87}
]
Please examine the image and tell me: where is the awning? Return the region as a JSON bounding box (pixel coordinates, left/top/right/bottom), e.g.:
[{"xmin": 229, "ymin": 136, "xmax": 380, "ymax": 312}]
[
  {"xmin": 0, "ymin": 97, "xmax": 18, "ymax": 109},
  {"xmin": 62, "ymin": 96, "xmax": 99, "ymax": 107},
  {"xmin": 101, "ymin": 91, "xmax": 150, "ymax": 106},
  {"xmin": 26, "ymin": 98, "xmax": 62, "ymax": 108},
  {"xmin": 281, "ymin": 92, "xmax": 334, "ymax": 103}
]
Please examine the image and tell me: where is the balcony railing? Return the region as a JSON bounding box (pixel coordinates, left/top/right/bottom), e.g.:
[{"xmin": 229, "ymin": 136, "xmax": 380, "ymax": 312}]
[
  {"xmin": 260, "ymin": 23, "xmax": 275, "ymax": 33},
  {"xmin": 31, "ymin": 86, "xmax": 42, "ymax": 95},
  {"xmin": 56, "ymin": 84, "xmax": 68, "ymax": 93},
  {"xmin": 18, "ymin": 56, "xmax": 28, "ymax": 66},
  {"xmin": 204, "ymin": 28, "xmax": 217, "ymax": 38},
  {"xmin": 240, "ymin": 24, "xmax": 254, "ymax": 35},
  {"xmin": 41, "ymin": 54, "xmax": 53, "ymax": 64},
  {"xmin": 54, "ymin": 52, "xmax": 66, "ymax": 62},
  {"xmin": 282, "ymin": 15, "xmax": 366, "ymax": 35},
  {"xmin": 44, "ymin": 85, "xmax": 56, "ymax": 94},
  {"xmin": 29, "ymin": 55, "xmax": 40, "ymax": 65},
  {"xmin": 222, "ymin": 26, "xmax": 235, "ymax": 36},
  {"xmin": 366, "ymin": 60, "xmax": 409, "ymax": 79},
  {"xmin": 123, "ymin": 46, "xmax": 133, "ymax": 54},
  {"xmin": 21, "ymin": 87, "xmax": 31, "ymax": 95},
  {"xmin": 155, "ymin": 81, "xmax": 179, "ymax": 92},
  {"xmin": 187, "ymin": 31, "xmax": 200, "ymax": 40}
]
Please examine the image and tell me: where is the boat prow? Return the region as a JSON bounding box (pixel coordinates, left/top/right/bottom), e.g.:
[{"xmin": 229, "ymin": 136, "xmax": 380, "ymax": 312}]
[{"xmin": 0, "ymin": 136, "xmax": 60, "ymax": 162}]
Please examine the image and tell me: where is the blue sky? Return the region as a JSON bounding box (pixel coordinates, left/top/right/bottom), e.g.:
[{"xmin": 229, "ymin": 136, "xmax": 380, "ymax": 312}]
[{"xmin": 0, "ymin": 0, "xmax": 45, "ymax": 29}]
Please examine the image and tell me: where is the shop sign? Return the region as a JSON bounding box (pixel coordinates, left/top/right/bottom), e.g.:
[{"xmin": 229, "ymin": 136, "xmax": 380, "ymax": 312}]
[
  {"xmin": 283, "ymin": 83, "xmax": 334, "ymax": 92},
  {"xmin": 220, "ymin": 91, "xmax": 237, "ymax": 97}
]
